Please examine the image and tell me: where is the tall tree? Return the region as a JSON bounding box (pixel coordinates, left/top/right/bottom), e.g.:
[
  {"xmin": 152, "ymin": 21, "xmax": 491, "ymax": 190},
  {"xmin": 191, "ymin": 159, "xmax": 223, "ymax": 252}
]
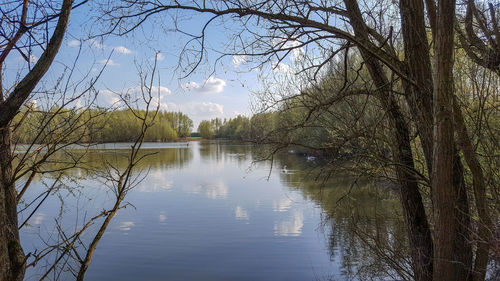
[
  {"xmin": 99, "ymin": 1, "xmax": 499, "ymax": 280},
  {"xmin": 0, "ymin": 1, "xmax": 73, "ymax": 279}
]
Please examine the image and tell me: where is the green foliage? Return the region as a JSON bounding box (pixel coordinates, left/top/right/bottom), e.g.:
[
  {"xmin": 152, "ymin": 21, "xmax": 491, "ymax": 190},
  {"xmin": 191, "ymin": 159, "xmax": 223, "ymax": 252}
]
[
  {"xmin": 198, "ymin": 120, "xmax": 215, "ymax": 139},
  {"xmin": 12, "ymin": 109, "xmax": 194, "ymax": 143},
  {"xmin": 198, "ymin": 115, "xmax": 253, "ymax": 140}
]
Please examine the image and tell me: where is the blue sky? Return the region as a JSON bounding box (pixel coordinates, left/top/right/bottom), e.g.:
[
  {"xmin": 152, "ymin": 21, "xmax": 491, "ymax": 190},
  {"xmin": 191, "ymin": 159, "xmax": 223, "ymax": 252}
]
[
  {"xmin": 4, "ymin": 2, "xmax": 308, "ymax": 129},
  {"xmin": 64, "ymin": 6, "xmax": 256, "ymax": 128}
]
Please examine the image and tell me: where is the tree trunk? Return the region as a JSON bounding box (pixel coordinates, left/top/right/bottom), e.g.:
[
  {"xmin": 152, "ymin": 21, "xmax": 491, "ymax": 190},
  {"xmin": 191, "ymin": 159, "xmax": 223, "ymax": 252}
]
[
  {"xmin": 0, "ymin": 126, "xmax": 25, "ymax": 281},
  {"xmin": 0, "ymin": 1, "xmax": 73, "ymax": 280},
  {"xmin": 344, "ymin": 1, "xmax": 434, "ymax": 280},
  {"xmin": 399, "ymin": 0, "xmax": 435, "ymax": 175},
  {"xmin": 453, "ymin": 97, "xmax": 492, "ymax": 281},
  {"xmin": 432, "ymin": 0, "xmax": 472, "ymax": 280}
]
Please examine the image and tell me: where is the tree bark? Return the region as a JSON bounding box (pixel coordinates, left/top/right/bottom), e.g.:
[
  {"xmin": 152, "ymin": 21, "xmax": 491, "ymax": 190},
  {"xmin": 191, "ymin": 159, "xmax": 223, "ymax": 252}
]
[
  {"xmin": 0, "ymin": 0, "xmax": 73, "ymax": 129},
  {"xmin": 399, "ymin": 0, "xmax": 435, "ymax": 175},
  {"xmin": 431, "ymin": 0, "xmax": 472, "ymax": 280},
  {"xmin": 0, "ymin": 1, "xmax": 72, "ymax": 280},
  {"xmin": 344, "ymin": 1, "xmax": 434, "ymax": 280},
  {"xmin": 453, "ymin": 96, "xmax": 492, "ymax": 281},
  {"xmin": 0, "ymin": 127, "xmax": 24, "ymax": 281}
]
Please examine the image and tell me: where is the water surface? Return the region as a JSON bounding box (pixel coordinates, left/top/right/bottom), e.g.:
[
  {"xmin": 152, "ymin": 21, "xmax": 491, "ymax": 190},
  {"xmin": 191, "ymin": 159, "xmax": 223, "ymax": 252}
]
[{"xmin": 20, "ymin": 141, "xmax": 392, "ymax": 280}]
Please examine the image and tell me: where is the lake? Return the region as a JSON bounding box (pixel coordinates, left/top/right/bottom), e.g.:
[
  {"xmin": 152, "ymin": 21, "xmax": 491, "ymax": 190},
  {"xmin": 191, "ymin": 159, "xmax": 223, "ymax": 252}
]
[{"xmin": 20, "ymin": 141, "xmax": 401, "ymax": 281}]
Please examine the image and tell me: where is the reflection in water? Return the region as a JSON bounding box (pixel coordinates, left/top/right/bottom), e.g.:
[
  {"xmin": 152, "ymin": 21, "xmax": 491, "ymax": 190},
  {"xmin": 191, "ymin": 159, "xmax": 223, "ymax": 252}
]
[
  {"xmin": 234, "ymin": 206, "xmax": 249, "ymax": 220},
  {"xmin": 119, "ymin": 221, "xmax": 135, "ymax": 231},
  {"xmin": 273, "ymin": 197, "xmax": 293, "ymax": 212},
  {"xmin": 279, "ymin": 157, "xmax": 409, "ymax": 280},
  {"xmin": 20, "ymin": 141, "xmax": 405, "ymax": 281},
  {"xmin": 158, "ymin": 212, "xmax": 167, "ymax": 223},
  {"xmin": 183, "ymin": 180, "xmax": 228, "ymax": 199},
  {"xmin": 30, "ymin": 212, "xmax": 45, "ymax": 226},
  {"xmin": 135, "ymin": 170, "xmax": 173, "ymax": 192},
  {"xmin": 274, "ymin": 210, "xmax": 304, "ymax": 237}
]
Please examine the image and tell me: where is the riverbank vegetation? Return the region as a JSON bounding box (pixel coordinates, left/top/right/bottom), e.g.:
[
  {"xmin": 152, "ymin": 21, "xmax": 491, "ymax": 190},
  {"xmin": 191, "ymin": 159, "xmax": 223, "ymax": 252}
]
[
  {"xmin": 2, "ymin": 1, "xmax": 500, "ymax": 280},
  {"xmin": 13, "ymin": 109, "xmax": 193, "ymax": 144}
]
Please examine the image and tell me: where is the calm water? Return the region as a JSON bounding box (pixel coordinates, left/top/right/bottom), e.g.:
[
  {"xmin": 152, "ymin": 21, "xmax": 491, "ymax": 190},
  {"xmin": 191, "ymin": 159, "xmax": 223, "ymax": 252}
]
[{"xmin": 20, "ymin": 141, "xmax": 398, "ymax": 280}]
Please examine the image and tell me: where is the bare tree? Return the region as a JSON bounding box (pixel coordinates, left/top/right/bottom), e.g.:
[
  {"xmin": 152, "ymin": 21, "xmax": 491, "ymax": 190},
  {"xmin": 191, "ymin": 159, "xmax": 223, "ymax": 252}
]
[
  {"xmin": 0, "ymin": 1, "xmax": 74, "ymax": 279},
  {"xmin": 96, "ymin": 1, "xmax": 499, "ymax": 280}
]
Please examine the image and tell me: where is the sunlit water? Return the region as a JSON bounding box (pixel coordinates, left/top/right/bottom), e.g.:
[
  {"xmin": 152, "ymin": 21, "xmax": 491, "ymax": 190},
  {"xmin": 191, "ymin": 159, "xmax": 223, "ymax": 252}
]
[{"xmin": 19, "ymin": 141, "xmax": 366, "ymax": 281}]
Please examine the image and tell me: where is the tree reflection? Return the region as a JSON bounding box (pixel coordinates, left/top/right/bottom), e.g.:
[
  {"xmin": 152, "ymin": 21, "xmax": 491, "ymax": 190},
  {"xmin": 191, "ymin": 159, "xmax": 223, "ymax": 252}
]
[{"xmin": 279, "ymin": 156, "xmax": 412, "ymax": 280}]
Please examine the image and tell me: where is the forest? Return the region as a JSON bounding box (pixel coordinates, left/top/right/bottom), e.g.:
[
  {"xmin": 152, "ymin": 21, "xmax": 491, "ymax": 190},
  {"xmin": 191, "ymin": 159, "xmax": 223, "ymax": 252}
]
[{"xmin": 13, "ymin": 109, "xmax": 193, "ymax": 144}]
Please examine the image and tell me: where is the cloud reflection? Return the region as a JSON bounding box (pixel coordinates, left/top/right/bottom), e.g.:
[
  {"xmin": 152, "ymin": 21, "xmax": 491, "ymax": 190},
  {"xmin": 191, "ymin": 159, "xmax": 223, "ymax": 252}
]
[
  {"xmin": 119, "ymin": 221, "xmax": 135, "ymax": 231},
  {"xmin": 235, "ymin": 206, "xmax": 249, "ymax": 220},
  {"xmin": 136, "ymin": 170, "xmax": 173, "ymax": 192},
  {"xmin": 30, "ymin": 212, "xmax": 45, "ymax": 226},
  {"xmin": 273, "ymin": 198, "xmax": 293, "ymax": 212},
  {"xmin": 184, "ymin": 180, "xmax": 228, "ymax": 199},
  {"xmin": 274, "ymin": 210, "xmax": 304, "ymax": 237},
  {"xmin": 159, "ymin": 212, "xmax": 167, "ymax": 223}
]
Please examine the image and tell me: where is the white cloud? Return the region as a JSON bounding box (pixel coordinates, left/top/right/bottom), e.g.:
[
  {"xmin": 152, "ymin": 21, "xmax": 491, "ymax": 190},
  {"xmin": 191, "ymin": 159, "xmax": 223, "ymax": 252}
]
[
  {"xmin": 272, "ymin": 38, "xmax": 302, "ymax": 50},
  {"xmin": 272, "ymin": 38, "xmax": 304, "ymax": 63},
  {"xmin": 272, "ymin": 61, "xmax": 292, "ymax": 74},
  {"xmin": 98, "ymin": 59, "xmax": 119, "ymax": 66},
  {"xmin": 88, "ymin": 38, "xmax": 104, "ymax": 50},
  {"xmin": 68, "ymin": 40, "xmax": 80, "ymax": 47},
  {"xmin": 128, "ymin": 85, "xmax": 171, "ymax": 97},
  {"xmin": 232, "ymin": 55, "xmax": 247, "ymax": 67},
  {"xmin": 162, "ymin": 102, "xmax": 224, "ymax": 118},
  {"xmin": 98, "ymin": 89, "xmax": 121, "ymax": 106},
  {"xmin": 114, "ymin": 46, "xmax": 132, "ymax": 54},
  {"xmin": 97, "ymin": 85, "xmax": 171, "ymax": 108},
  {"xmin": 151, "ymin": 86, "xmax": 171, "ymax": 96},
  {"xmin": 291, "ymin": 47, "xmax": 304, "ymax": 62},
  {"xmin": 29, "ymin": 55, "xmax": 38, "ymax": 64},
  {"xmin": 182, "ymin": 76, "xmax": 227, "ymax": 94}
]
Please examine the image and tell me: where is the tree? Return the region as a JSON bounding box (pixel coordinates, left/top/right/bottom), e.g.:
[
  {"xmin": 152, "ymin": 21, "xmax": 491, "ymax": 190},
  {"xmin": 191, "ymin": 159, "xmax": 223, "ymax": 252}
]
[
  {"xmin": 1, "ymin": 2, "xmax": 173, "ymax": 280},
  {"xmin": 0, "ymin": 1, "xmax": 73, "ymax": 279},
  {"xmin": 99, "ymin": 1, "xmax": 499, "ymax": 280},
  {"xmin": 198, "ymin": 120, "xmax": 215, "ymax": 139}
]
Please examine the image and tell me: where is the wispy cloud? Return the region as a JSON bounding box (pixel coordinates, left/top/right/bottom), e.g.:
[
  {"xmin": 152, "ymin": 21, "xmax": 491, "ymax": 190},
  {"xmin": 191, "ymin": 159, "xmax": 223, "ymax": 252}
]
[
  {"xmin": 114, "ymin": 46, "xmax": 132, "ymax": 54},
  {"xmin": 29, "ymin": 55, "xmax": 38, "ymax": 64},
  {"xmin": 98, "ymin": 59, "xmax": 119, "ymax": 66},
  {"xmin": 232, "ymin": 55, "xmax": 247, "ymax": 67},
  {"xmin": 272, "ymin": 61, "xmax": 292, "ymax": 74},
  {"xmin": 128, "ymin": 85, "xmax": 171, "ymax": 97},
  {"xmin": 68, "ymin": 40, "xmax": 80, "ymax": 47},
  {"xmin": 182, "ymin": 77, "xmax": 227, "ymax": 94},
  {"xmin": 162, "ymin": 101, "xmax": 224, "ymax": 117},
  {"xmin": 88, "ymin": 38, "xmax": 104, "ymax": 50}
]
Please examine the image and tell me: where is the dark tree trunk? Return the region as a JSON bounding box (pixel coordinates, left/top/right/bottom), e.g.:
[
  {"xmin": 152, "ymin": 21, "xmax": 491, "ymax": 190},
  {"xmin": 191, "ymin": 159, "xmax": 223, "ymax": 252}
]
[
  {"xmin": 453, "ymin": 97, "xmax": 492, "ymax": 281},
  {"xmin": 398, "ymin": 0, "xmax": 435, "ymax": 175},
  {"xmin": 344, "ymin": 1, "xmax": 434, "ymax": 280},
  {"xmin": 0, "ymin": 126, "xmax": 24, "ymax": 281},
  {"xmin": 0, "ymin": 1, "xmax": 72, "ymax": 280},
  {"xmin": 432, "ymin": 0, "xmax": 473, "ymax": 280}
]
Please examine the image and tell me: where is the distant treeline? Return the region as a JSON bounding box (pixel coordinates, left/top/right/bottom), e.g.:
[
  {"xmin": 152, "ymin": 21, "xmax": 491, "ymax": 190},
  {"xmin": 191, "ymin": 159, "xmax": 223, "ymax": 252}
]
[
  {"xmin": 197, "ymin": 111, "xmax": 332, "ymax": 153},
  {"xmin": 13, "ymin": 108, "xmax": 193, "ymax": 144}
]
